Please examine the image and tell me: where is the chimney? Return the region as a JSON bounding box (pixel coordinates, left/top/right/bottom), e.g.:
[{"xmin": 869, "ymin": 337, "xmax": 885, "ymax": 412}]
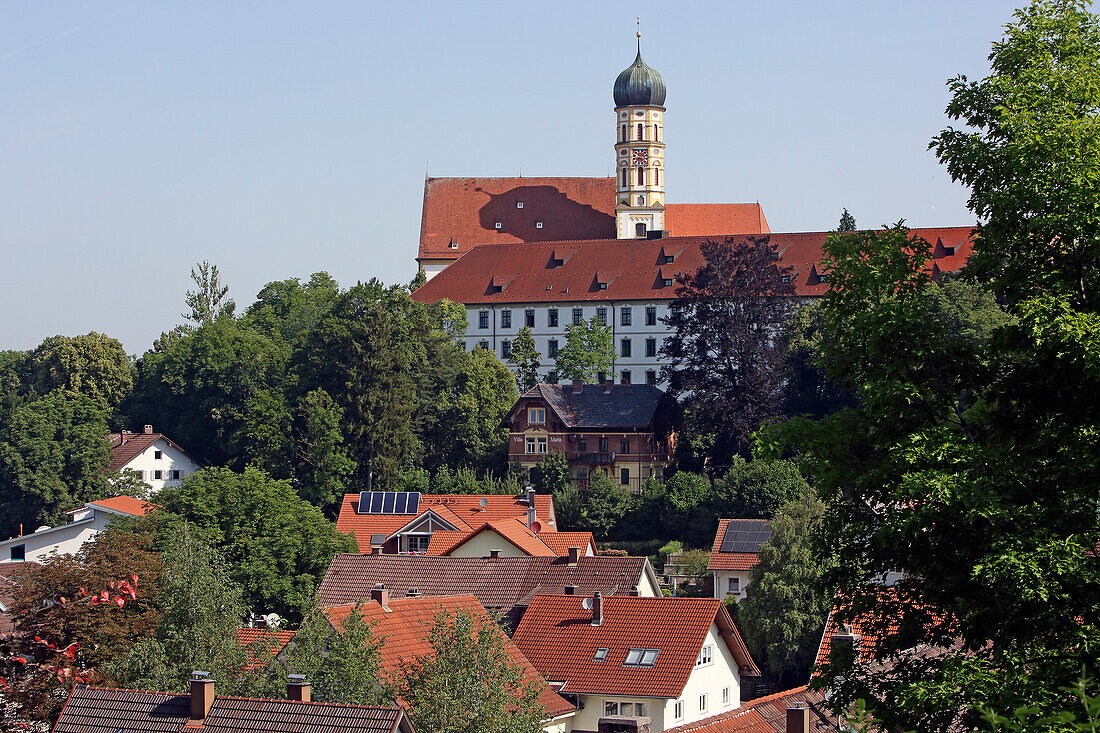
[
  {"xmin": 591, "ymin": 591, "xmax": 603, "ymax": 626},
  {"xmin": 370, "ymin": 583, "xmax": 390, "ymax": 611},
  {"xmin": 287, "ymin": 674, "xmax": 310, "ymax": 703},
  {"xmin": 572, "ymin": 379, "xmax": 584, "ymax": 394},
  {"xmin": 526, "ymin": 489, "xmax": 537, "ymax": 528},
  {"xmin": 786, "ymin": 703, "xmax": 810, "ymax": 733},
  {"xmin": 370, "ymin": 546, "xmax": 382, "ymax": 555},
  {"xmin": 144, "ymin": 424, "xmax": 153, "ymax": 435},
  {"xmin": 489, "ymin": 549, "xmax": 502, "ymax": 560},
  {"xmin": 829, "ymin": 625, "xmax": 862, "ymax": 667},
  {"xmin": 564, "ymin": 584, "xmax": 577, "ymax": 595},
  {"xmin": 567, "ymin": 546, "xmax": 581, "ymax": 566},
  {"xmin": 189, "ymin": 671, "xmax": 214, "ymax": 722},
  {"xmin": 407, "ymin": 587, "xmax": 419, "ymax": 597},
  {"xmin": 603, "ymin": 379, "xmax": 612, "ymax": 394},
  {"xmin": 629, "ymin": 585, "xmax": 640, "ymax": 596}
]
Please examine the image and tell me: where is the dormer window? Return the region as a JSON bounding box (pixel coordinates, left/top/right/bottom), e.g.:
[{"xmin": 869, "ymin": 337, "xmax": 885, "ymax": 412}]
[
  {"xmin": 624, "ymin": 648, "xmax": 659, "ymax": 666},
  {"xmin": 781, "ymin": 275, "xmax": 790, "ymax": 283},
  {"xmin": 494, "ymin": 221, "xmax": 502, "ymax": 229},
  {"xmin": 663, "ymin": 278, "xmax": 674, "ymax": 287},
  {"xmin": 536, "ymin": 221, "xmax": 544, "ymax": 229},
  {"xmin": 516, "ymin": 202, "xmax": 524, "ymax": 209}
]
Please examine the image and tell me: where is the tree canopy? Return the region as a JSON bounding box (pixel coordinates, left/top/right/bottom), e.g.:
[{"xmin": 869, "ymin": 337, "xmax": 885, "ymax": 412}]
[{"xmin": 554, "ymin": 316, "xmax": 614, "ymax": 383}]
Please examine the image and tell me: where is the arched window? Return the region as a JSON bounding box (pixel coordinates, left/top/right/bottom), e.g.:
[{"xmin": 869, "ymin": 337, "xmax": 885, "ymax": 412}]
[
  {"xmin": 654, "ymin": 125, "xmax": 659, "ymax": 141},
  {"xmin": 620, "ymin": 124, "xmax": 626, "ymax": 142},
  {"xmin": 621, "ymin": 168, "xmax": 627, "ymax": 187},
  {"xmin": 655, "ymin": 168, "xmax": 660, "ymax": 186},
  {"xmin": 637, "ymin": 123, "xmax": 644, "ymax": 141},
  {"xmin": 636, "ymin": 222, "xmax": 647, "ymax": 237},
  {"xmin": 637, "ymin": 167, "xmax": 645, "ymax": 185}
]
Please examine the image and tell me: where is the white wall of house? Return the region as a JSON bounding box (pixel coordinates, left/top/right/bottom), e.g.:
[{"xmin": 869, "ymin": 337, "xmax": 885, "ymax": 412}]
[
  {"xmin": 712, "ymin": 570, "xmax": 753, "ymax": 601},
  {"xmin": 0, "ymin": 507, "xmax": 118, "ymax": 563},
  {"xmin": 569, "ymin": 694, "xmax": 666, "ymax": 732},
  {"xmin": 464, "ymin": 301, "xmax": 675, "ymax": 386},
  {"xmin": 118, "ymin": 438, "xmax": 200, "ymax": 493},
  {"xmin": 660, "ymin": 623, "xmax": 742, "ymax": 730},
  {"xmin": 541, "ymin": 714, "xmax": 573, "ymax": 733},
  {"xmin": 448, "ymin": 530, "xmax": 530, "ymax": 558}
]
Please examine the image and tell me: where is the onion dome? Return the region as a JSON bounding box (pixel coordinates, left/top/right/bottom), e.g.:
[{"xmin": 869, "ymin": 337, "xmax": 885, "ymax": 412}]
[{"xmin": 614, "ymin": 49, "xmax": 666, "ymax": 108}]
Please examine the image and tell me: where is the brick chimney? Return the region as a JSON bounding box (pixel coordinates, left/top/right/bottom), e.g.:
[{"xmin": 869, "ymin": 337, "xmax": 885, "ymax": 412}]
[
  {"xmin": 189, "ymin": 671, "xmax": 214, "ymax": 722},
  {"xmin": 567, "ymin": 546, "xmax": 580, "ymax": 566},
  {"xmin": 144, "ymin": 424, "xmax": 153, "ymax": 434},
  {"xmin": 591, "ymin": 591, "xmax": 603, "ymax": 626},
  {"xmin": 786, "ymin": 703, "xmax": 810, "ymax": 733},
  {"xmin": 370, "ymin": 583, "xmax": 390, "ymax": 611},
  {"xmin": 370, "ymin": 546, "xmax": 382, "ymax": 555},
  {"xmin": 572, "ymin": 379, "xmax": 584, "ymax": 394},
  {"xmin": 287, "ymin": 674, "xmax": 310, "ymax": 702},
  {"xmin": 829, "ymin": 624, "xmax": 862, "ymax": 666}
]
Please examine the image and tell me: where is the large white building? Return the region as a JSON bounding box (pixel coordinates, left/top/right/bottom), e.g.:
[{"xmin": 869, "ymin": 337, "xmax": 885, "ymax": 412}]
[{"xmin": 0, "ymin": 496, "xmax": 153, "ymax": 564}]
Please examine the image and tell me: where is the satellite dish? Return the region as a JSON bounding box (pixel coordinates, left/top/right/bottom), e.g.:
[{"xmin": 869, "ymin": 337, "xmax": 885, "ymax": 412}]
[
  {"xmin": 479, "ymin": 497, "xmax": 488, "ymax": 508},
  {"xmin": 582, "ymin": 597, "xmax": 593, "ymax": 610},
  {"xmin": 530, "ymin": 521, "xmax": 543, "ymax": 533}
]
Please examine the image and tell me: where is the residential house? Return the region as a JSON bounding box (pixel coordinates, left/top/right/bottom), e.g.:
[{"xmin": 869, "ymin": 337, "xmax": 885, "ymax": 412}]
[
  {"xmin": 317, "ymin": 553, "xmax": 661, "ymax": 630},
  {"xmin": 52, "ymin": 675, "xmax": 414, "ymax": 733},
  {"xmin": 708, "ymin": 520, "xmax": 772, "ymax": 601},
  {"xmin": 235, "ymin": 627, "xmax": 296, "ymax": 672},
  {"xmin": 503, "ymin": 382, "xmax": 677, "ymax": 492},
  {"xmin": 0, "ymin": 496, "xmax": 153, "ymax": 564},
  {"xmin": 335, "ymin": 488, "xmax": 556, "ymax": 553},
  {"xmin": 425, "ymin": 519, "xmax": 596, "ymax": 558},
  {"xmin": 663, "ymin": 685, "xmax": 839, "ymax": 733},
  {"xmin": 323, "ymin": 590, "xmax": 576, "ymax": 732},
  {"xmin": 108, "ymin": 425, "xmax": 200, "ymax": 492},
  {"xmin": 512, "ymin": 594, "xmax": 760, "ymax": 732}
]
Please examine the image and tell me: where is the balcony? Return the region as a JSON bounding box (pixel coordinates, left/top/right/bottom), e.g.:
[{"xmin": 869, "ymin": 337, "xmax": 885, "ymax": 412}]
[{"xmin": 566, "ymin": 451, "xmax": 671, "ymax": 465}]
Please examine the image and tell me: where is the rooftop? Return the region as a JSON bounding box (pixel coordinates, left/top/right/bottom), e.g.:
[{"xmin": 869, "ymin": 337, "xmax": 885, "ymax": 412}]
[
  {"xmin": 664, "ymin": 685, "xmax": 837, "ymax": 732},
  {"xmin": 510, "ymin": 383, "xmax": 669, "ymax": 430},
  {"xmin": 708, "ymin": 519, "xmax": 772, "ymax": 572}
]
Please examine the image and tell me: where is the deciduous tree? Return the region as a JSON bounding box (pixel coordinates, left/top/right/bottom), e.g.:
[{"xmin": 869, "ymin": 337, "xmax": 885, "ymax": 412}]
[
  {"xmin": 289, "ymin": 605, "xmax": 390, "ymax": 705},
  {"xmin": 25, "ymin": 333, "xmax": 133, "ymax": 413},
  {"xmin": 184, "ymin": 260, "xmax": 236, "ymax": 326},
  {"xmin": 554, "ymin": 317, "xmax": 614, "ymax": 383},
  {"xmin": 506, "ymin": 327, "xmax": 541, "ymax": 392}
]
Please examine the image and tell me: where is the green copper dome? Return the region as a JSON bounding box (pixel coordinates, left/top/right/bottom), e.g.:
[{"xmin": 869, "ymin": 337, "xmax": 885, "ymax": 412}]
[{"xmin": 614, "ymin": 50, "xmax": 666, "ymax": 108}]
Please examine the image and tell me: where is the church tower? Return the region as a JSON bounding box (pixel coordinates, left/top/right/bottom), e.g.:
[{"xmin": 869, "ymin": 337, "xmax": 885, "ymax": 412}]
[{"xmin": 614, "ymin": 31, "xmax": 666, "ymax": 239}]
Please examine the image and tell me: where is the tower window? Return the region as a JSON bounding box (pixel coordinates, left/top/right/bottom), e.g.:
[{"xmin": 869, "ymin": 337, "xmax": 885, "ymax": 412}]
[
  {"xmin": 637, "ymin": 167, "xmax": 645, "ymax": 185},
  {"xmin": 637, "ymin": 123, "xmax": 644, "ymax": 140},
  {"xmin": 621, "ymin": 124, "xmax": 626, "ymax": 142},
  {"xmin": 621, "ymin": 168, "xmax": 627, "ymax": 187},
  {"xmin": 636, "ymin": 222, "xmax": 647, "ymax": 237},
  {"xmin": 655, "ymin": 168, "xmax": 660, "ymax": 186}
]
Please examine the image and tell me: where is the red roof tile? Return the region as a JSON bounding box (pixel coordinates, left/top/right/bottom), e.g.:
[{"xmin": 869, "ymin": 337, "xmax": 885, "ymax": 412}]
[
  {"xmin": 323, "ymin": 595, "xmax": 574, "ymax": 719},
  {"xmin": 424, "ymin": 520, "xmax": 556, "ymax": 557},
  {"xmin": 411, "ymin": 228, "xmax": 975, "ymax": 306},
  {"xmin": 416, "ymin": 177, "xmax": 769, "ymax": 263},
  {"xmin": 511, "ymin": 594, "xmax": 759, "ymax": 698},
  {"xmin": 106, "ymin": 431, "xmax": 196, "ymax": 473},
  {"xmin": 335, "ymin": 493, "xmax": 556, "ymax": 553},
  {"xmin": 664, "ymin": 708, "xmax": 772, "ymax": 733},
  {"xmin": 664, "ymin": 685, "xmax": 837, "ymax": 733},
  {"xmin": 86, "ymin": 495, "xmax": 156, "ymax": 517},
  {"xmin": 708, "ymin": 519, "xmax": 769, "ymax": 572},
  {"xmin": 537, "ymin": 531, "xmax": 597, "ymax": 556},
  {"xmin": 235, "ymin": 627, "xmax": 296, "ymax": 671}
]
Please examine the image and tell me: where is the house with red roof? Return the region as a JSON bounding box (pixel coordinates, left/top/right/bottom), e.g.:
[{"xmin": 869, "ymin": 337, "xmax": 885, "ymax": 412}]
[
  {"xmin": 662, "ymin": 685, "xmax": 839, "ymax": 733},
  {"xmin": 708, "ymin": 520, "xmax": 772, "ymax": 601},
  {"xmin": 424, "ymin": 519, "xmax": 596, "ymax": 559},
  {"xmin": 108, "ymin": 424, "xmax": 200, "ymax": 492},
  {"xmin": 0, "ymin": 496, "xmax": 154, "ymax": 564},
  {"xmin": 335, "ymin": 488, "xmax": 556, "ymax": 553},
  {"xmin": 512, "ymin": 594, "xmax": 760, "ymax": 732},
  {"xmin": 235, "ymin": 626, "xmax": 296, "ymax": 672},
  {"xmin": 323, "ymin": 590, "xmax": 576, "ymax": 732}
]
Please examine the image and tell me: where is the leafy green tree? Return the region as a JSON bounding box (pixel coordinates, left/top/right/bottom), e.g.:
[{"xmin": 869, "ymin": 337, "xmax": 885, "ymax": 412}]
[
  {"xmin": 661, "ymin": 471, "xmax": 713, "ymax": 547},
  {"xmin": 288, "ymin": 604, "xmax": 390, "ymax": 705},
  {"xmin": 507, "ymin": 327, "xmax": 541, "ymax": 392},
  {"xmin": 398, "ymin": 608, "xmax": 546, "ymax": 733},
  {"xmin": 661, "ymin": 237, "xmax": 796, "ymax": 469},
  {"xmin": 931, "ymin": 0, "xmax": 1100, "ymax": 310},
  {"xmin": 26, "ymin": 333, "xmax": 133, "ymax": 413},
  {"xmin": 430, "ymin": 348, "xmax": 517, "ymax": 471},
  {"xmin": 531, "ymin": 451, "xmax": 570, "ymax": 494},
  {"xmin": 0, "ymin": 392, "xmax": 111, "ymax": 538},
  {"xmin": 554, "ymin": 317, "xmax": 614, "ymax": 383},
  {"xmin": 550, "ymin": 482, "xmax": 584, "ymax": 530},
  {"xmin": 577, "ymin": 470, "xmax": 634, "ymax": 539},
  {"xmin": 838, "ymin": 208, "xmax": 857, "ymax": 232},
  {"xmin": 184, "ymin": 260, "xmax": 236, "ymax": 326},
  {"xmin": 739, "ymin": 491, "xmax": 833, "ymax": 689},
  {"xmin": 780, "ymin": 301, "xmax": 853, "ymax": 419},
  {"xmin": 156, "ymin": 466, "xmax": 357, "ymax": 620},
  {"xmin": 243, "ymin": 272, "xmax": 341, "ymax": 345},
  {"xmin": 294, "ymin": 388, "xmax": 356, "ymax": 516},
  {"xmin": 714, "ymin": 456, "xmax": 810, "ymax": 520}
]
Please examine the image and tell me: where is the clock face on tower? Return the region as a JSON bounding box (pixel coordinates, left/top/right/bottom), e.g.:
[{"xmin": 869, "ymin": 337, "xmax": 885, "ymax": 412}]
[{"xmin": 631, "ymin": 148, "xmax": 649, "ymax": 166}]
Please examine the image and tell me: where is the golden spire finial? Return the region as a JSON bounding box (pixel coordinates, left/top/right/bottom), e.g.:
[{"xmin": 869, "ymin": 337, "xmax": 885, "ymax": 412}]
[{"xmin": 636, "ymin": 16, "xmax": 641, "ymax": 52}]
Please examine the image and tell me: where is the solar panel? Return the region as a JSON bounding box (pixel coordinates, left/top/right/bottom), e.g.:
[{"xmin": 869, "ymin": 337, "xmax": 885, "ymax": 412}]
[
  {"xmin": 356, "ymin": 491, "xmax": 424, "ymax": 515},
  {"xmin": 370, "ymin": 534, "xmax": 388, "ymax": 546},
  {"xmin": 719, "ymin": 520, "xmax": 773, "ymax": 554},
  {"xmin": 369, "ymin": 492, "xmax": 384, "ymax": 513},
  {"xmin": 407, "ymin": 492, "xmax": 421, "ymax": 513},
  {"xmin": 382, "ymin": 492, "xmax": 396, "ymax": 513},
  {"xmin": 394, "ymin": 492, "xmax": 408, "ymax": 514}
]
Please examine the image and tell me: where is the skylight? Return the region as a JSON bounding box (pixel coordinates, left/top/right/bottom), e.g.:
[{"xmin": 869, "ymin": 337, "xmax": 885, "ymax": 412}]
[
  {"xmin": 594, "ymin": 648, "xmax": 609, "ymax": 661},
  {"xmin": 624, "ymin": 648, "xmax": 659, "ymax": 666}
]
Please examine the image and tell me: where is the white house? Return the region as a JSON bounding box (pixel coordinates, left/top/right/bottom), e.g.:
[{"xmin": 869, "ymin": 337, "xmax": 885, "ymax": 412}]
[
  {"xmin": 512, "ymin": 594, "xmax": 760, "ymax": 732},
  {"xmin": 0, "ymin": 496, "xmax": 154, "ymax": 564},
  {"xmin": 108, "ymin": 425, "xmax": 200, "ymax": 493},
  {"xmin": 708, "ymin": 519, "xmax": 771, "ymax": 601}
]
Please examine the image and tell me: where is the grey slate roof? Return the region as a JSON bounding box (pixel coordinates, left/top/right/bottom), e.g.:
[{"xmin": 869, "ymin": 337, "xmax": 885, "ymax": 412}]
[
  {"xmin": 520, "ymin": 383, "xmax": 666, "ymax": 429},
  {"xmin": 614, "ymin": 49, "xmax": 667, "ymax": 108}
]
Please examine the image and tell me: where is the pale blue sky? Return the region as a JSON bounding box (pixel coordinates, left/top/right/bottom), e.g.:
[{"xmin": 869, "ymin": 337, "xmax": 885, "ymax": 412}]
[{"xmin": 1, "ymin": 1, "xmax": 1019, "ymax": 353}]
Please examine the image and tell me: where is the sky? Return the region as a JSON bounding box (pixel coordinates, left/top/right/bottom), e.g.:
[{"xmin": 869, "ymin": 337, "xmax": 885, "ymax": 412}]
[{"xmin": 1, "ymin": 0, "xmax": 1022, "ymax": 354}]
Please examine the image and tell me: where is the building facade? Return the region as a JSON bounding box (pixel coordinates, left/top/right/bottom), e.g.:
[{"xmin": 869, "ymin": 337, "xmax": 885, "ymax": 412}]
[{"xmin": 108, "ymin": 425, "xmax": 201, "ymax": 493}]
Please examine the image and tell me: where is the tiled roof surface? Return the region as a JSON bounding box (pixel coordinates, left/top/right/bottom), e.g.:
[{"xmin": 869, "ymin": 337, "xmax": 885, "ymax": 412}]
[
  {"xmin": 537, "ymin": 531, "xmax": 596, "ymax": 556},
  {"xmin": 335, "ymin": 493, "xmax": 556, "ymax": 553},
  {"xmin": 515, "ymin": 383, "xmax": 665, "ymax": 429},
  {"xmin": 53, "ymin": 686, "xmax": 407, "ymax": 733},
  {"xmin": 317, "ymin": 554, "xmax": 652, "ymax": 628},
  {"xmin": 324, "ymin": 595, "xmax": 574, "ymax": 719},
  {"xmin": 86, "ymin": 495, "xmax": 156, "ymax": 517},
  {"xmin": 235, "ymin": 627, "xmax": 296, "ymax": 671},
  {"xmin": 425, "ymin": 520, "xmax": 596, "ymax": 558},
  {"xmin": 812, "ymin": 591, "xmax": 916, "ymax": 673},
  {"xmin": 708, "ymin": 519, "xmax": 769, "ymax": 571},
  {"xmin": 511, "ymin": 595, "xmax": 759, "ymax": 698},
  {"xmin": 664, "ymin": 685, "xmax": 836, "ymax": 733},
  {"xmin": 416, "ymin": 176, "xmax": 768, "ymax": 261},
  {"xmin": 411, "ymin": 228, "xmax": 975, "ymax": 306},
  {"xmin": 107, "ymin": 432, "xmax": 195, "ymax": 473}
]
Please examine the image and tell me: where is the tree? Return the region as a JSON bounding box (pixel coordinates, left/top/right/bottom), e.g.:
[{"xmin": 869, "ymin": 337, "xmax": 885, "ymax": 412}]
[
  {"xmin": 838, "ymin": 208, "xmax": 857, "ymax": 232},
  {"xmin": 288, "ymin": 605, "xmax": 390, "ymax": 705},
  {"xmin": 398, "ymin": 608, "xmax": 546, "ymax": 733},
  {"xmin": 184, "ymin": 260, "xmax": 236, "ymax": 326},
  {"xmin": 931, "ymin": 0, "xmax": 1100, "ymax": 311},
  {"xmin": 25, "ymin": 333, "xmax": 133, "ymax": 414},
  {"xmin": 780, "ymin": 301, "xmax": 854, "ymax": 419},
  {"xmin": 576, "ymin": 470, "xmax": 634, "ymax": 539},
  {"xmin": 243, "ymin": 272, "xmax": 340, "ymax": 345},
  {"xmin": 661, "ymin": 471, "xmax": 713, "ymax": 547},
  {"xmin": 429, "ymin": 348, "xmax": 517, "ymax": 471},
  {"xmin": 554, "ymin": 317, "xmax": 614, "ymax": 383},
  {"xmin": 661, "ymin": 237, "xmax": 796, "ymax": 469},
  {"xmin": 739, "ymin": 491, "xmax": 833, "ymax": 689},
  {"xmin": 531, "ymin": 451, "xmax": 570, "ymax": 494},
  {"xmin": 156, "ymin": 467, "xmax": 357, "ymax": 620},
  {"xmin": 506, "ymin": 327, "xmax": 541, "ymax": 392},
  {"xmin": 714, "ymin": 456, "xmax": 810, "ymax": 520},
  {"xmin": 294, "ymin": 388, "xmax": 356, "ymax": 516}
]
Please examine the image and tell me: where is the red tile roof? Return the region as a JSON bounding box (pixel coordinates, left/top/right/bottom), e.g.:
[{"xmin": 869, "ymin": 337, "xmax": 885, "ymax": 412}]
[
  {"xmin": 86, "ymin": 495, "xmax": 156, "ymax": 517},
  {"xmin": 708, "ymin": 519, "xmax": 769, "ymax": 572},
  {"xmin": 335, "ymin": 493, "xmax": 556, "ymax": 553},
  {"xmin": 106, "ymin": 431, "xmax": 196, "ymax": 473},
  {"xmin": 424, "ymin": 519, "xmax": 595, "ymax": 558},
  {"xmin": 235, "ymin": 627, "xmax": 296, "ymax": 671},
  {"xmin": 52, "ymin": 686, "xmax": 410, "ymax": 733},
  {"xmin": 538, "ymin": 531, "xmax": 597, "ymax": 556},
  {"xmin": 323, "ymin": 595, "xmax": 574, "ymax": 719},
  {"xmin": 411, "ymin": 228, "xmax": 975, "ymax": 306},
  {"xmin": 665, "ymin": 685, "xmax": 837, "ymax": 733},
  {"xmin": 511, "ymin": 594, "xmax": 759, "ymax": 698},
  {"xmin": 416, "ymin": 176, "xmax": 769, "ymax": 263}
]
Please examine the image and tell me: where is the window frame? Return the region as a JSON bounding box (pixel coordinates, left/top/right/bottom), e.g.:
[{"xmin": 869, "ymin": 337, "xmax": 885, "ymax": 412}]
[
  {"xmin": 674, "ymin": 700, "xmax": 684, "ymax": 720},
  {"xmin": 526, "ymin": 437, "xmax": 537, "ymax": 454},
  {"xmin": 645, "ymin": 306, "xmax": 657, "ymax": 326},
  {"xmin": 596, "ymin": 307, "xmax": 608, "ymax": 325},
  {"xmin": 478, "ymin": 311, "xmax": 490, "ymax": 329},
  {"xmin": 572, "ymin": 308, "xmax": 584, "ymax": 326},
  {"xmin": 620, "ymin": 338, "xmax": 631, "ymax": 357},
  {"xmin": 645, "ymin": 337, "xmax": 657, "ymax": 357},
  {"xmin": 620, "ymin": 307, "xmax": 632, "ymax": 326},
  {"xmin": 548, "ymin": 339, "xmax": 559, "ymax": 358},
  {"xmin": 696, "ymin": 644, "xmax": 713, "ymax": 667},
  {"xmin": 699, "ymin": 693, "xmax": 708, "ymax": 712},
  {"xmin": 501, "ymin": 340, "xmax": 512, "ymax": 359},
  {"xmin": 525, "ymin": 309, "xmax": 535, "ymax": 328},
  {"xmin": 548, "ymin": 309, "xmax": 559, "ymax": 327},
  {"xmin": 501, "ymin": 309, "xmax": 512, "ymax": 328},
  {"xmin": 528, "ymin": 407, "xmax": 546, "ymax": 424}
]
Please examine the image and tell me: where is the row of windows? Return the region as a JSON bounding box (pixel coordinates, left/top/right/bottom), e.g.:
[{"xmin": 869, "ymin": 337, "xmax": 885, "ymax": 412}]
[
  {"xmin": 479, "ymin": 306, "xmax": 660, "ymax": 330},
  {"xmin": 131, "ymin": 469, "xmax": 183, "ymax": 481},
  {"xmin": 672, "ymin": 686, "xmax": 732, "ymax": 720},
  {"xmin": 498, "ymin": 336, "xmax": 658, "ymax": 360},
  {"xmin": 619, "ymin": 122, "xmax": 660, "ymax": 142},
  {"xmin": 620, "ymin": 167, "xmax": 659, "ymax": 187}
]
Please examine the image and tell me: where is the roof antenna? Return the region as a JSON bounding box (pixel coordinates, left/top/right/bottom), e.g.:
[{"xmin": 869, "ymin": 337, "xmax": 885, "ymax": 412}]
[{"xmin": 636, "ymin": 17, "xmax": 642, "ymax": 54}]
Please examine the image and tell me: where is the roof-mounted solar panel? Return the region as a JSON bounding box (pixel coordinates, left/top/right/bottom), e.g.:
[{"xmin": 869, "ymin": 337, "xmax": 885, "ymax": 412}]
[
  {"xmin": 357, "ymin": 491, "xmax": 424, "ymax": 514},
  {"xmin": 394, "ymin": 492, "xmax": 408, "ymax": 514},
  {"xmin": 370, "ymin": 491, "xmax": 385, "ymax": 513},
  {"xmin": 382, "ymin": 492, "xmax": 396, "ymax": 514},
  {"xmin": 370, "ymin": 533, "xmax": 388, "ymax": 546},
  {"xmin": 406, "ymin": 492, "xmax": 421, "ymax": 513},
  {"xmin": 719, "ymin": 520, "xmax": 773, "ymax": 554}
]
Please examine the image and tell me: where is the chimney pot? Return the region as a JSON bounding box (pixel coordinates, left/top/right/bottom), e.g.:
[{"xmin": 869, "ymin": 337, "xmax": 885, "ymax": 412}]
[
  {"xmin": 144, "ymin": 424, "xmax": 153, "ymax": 434},
  {"xmin": 564, "ymin": 584, "xmax": 577, "ymax": 595},
  {"xmin": 287, "ymin": 674, "xmax": 311, "ymax": 703},
  {"xmin": 370, "ymin": 546, "xmax": 382, "ymax": 555},
  {"xmin": 567, "ymin": 546, "xmax": 580, "ymax": 565},
  {"xmin": 572, "ymin": 379, "xmax": 583, "ymax": 394},
  {"xmin": 189, "ymin": 671, "xmax": 214, "ymax": 721},
  {"xmin": 489, "ymin": 549, "xmax": 502, "ymax": 560},
  {"xmin": 526, "ymin": 488, "xmax": 537, "ymax": 528},
  {"xmin": 407, "ymin": 587, "xmax": 419, "ymax": 597},
  {"xmin": 786, "ymin": 704, "xmax": 810, "ymax": 733},
  {"xmin": 591, "ymin": 591, "xmax": 603, "ymax": 626},
  {"xmin": 370, "ymin": 583, "xmax": 390, "ymax": 611}
]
